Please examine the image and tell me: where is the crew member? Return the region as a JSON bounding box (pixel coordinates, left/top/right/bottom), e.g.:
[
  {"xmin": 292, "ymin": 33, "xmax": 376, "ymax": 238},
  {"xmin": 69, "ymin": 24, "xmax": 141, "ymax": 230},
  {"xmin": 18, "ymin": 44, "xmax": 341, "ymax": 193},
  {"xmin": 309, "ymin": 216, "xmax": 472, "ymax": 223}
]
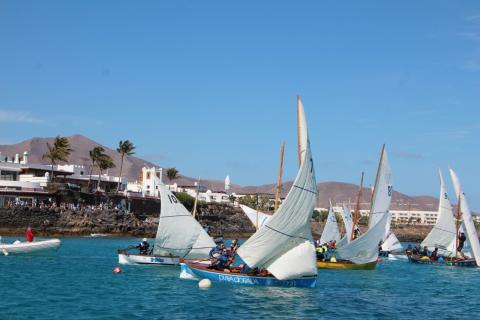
[
  {"xmin": 458, "ymin": 232, "xmax": 467, "ymax": 252},
  {"xmin": 137, "ymin": 238, "xmax": 150, "ymax": 255},
  {"xmin": 421, "ymin": 246, "xmax": 429, "ymax": 257},
  {"xmin": 430, "ymin": 247, "xmax": 439, "ymax": 261}
]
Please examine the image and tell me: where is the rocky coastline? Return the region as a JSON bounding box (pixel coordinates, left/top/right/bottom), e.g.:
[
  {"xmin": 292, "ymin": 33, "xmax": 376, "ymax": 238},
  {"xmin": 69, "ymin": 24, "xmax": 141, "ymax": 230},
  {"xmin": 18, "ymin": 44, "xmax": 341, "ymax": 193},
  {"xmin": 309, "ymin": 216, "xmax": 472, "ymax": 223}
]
[{"xmin": 0, "ymin": 203, "xmax": 256, "ymax": 239}]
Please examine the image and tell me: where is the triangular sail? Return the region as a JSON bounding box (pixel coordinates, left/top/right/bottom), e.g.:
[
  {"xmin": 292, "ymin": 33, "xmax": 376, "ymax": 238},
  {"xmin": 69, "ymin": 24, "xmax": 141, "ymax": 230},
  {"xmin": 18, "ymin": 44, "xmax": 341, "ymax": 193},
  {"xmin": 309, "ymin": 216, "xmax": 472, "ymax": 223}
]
[
  {"xmin": 336, "ymin": 212, "xmax": 390, "ymax": 264},
  {"xmin": 239, "ymin": 205, "xmax": 271, "ymax": 229},
  {"xmin": 154, "ymin": 184, "xmax": 215, "ymax": 259},
  {"xmin": 237, "ymin": 97, "xmax": 317, "ymax": 280},
  {"xmin": 368, "ymin": 145, "xmax": 399, "ymax": 251},
  {"xmin": 449, "ymin": 168, "xmax": 480, "ymax": 266},
  {"xmin": 421, "ymin": 169, "xmax": 457, "ymax": 256},
  {"xmin": 319, "ymin": 201, "xmax": 341, "ymax": 245},
  {"xmin": 340, "ymin": 203, "xmax": 353, "ymax": 242}
]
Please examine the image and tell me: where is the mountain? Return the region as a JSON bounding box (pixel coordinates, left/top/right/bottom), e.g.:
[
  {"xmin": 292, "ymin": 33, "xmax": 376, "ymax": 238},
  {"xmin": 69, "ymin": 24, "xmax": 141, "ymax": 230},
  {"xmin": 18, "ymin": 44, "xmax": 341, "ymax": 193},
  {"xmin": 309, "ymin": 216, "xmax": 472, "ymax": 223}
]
[{"xmin": 0, "ymin": 134, "xmax": 439, "ymax": 211}]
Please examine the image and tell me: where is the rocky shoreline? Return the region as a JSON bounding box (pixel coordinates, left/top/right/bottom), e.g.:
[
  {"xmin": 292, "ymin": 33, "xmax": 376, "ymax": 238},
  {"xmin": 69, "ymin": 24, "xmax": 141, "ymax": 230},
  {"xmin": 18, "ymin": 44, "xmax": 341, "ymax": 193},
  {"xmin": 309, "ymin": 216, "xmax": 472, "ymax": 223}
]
[{"xmin": 0, "ymin": 203, "xmax": 256, "ymax": 239}]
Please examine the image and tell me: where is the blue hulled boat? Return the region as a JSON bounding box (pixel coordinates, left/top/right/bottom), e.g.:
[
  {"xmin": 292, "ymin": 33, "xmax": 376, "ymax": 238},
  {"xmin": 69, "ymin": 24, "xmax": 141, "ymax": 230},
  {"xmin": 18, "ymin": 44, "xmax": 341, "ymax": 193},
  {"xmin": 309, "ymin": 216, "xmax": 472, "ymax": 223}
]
[{"xmin": 181, "ymin": 263, "xmax": 317, "ymax": 288}]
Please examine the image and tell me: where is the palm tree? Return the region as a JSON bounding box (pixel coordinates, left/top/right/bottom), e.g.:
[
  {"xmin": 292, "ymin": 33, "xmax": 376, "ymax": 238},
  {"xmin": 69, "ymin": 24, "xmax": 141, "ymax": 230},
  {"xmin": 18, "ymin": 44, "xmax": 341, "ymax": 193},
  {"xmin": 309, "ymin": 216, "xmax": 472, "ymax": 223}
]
[
  {"xmin": 42, "ymin": 136, "xmax": 73, "ymax": 182},
  {"xmin": 166, "ymin": 167, "xmax": 180, "ymax": 182},
  {"xmin": 116, "ymin": 140, "xmax": 136, "ymax": 192},
  {"xmin": 97, "ymin": 154, "xmax": 115, "ymax": 191},
  {"xmin": 88, "ymin": 146, "xmax": 105, "ymax": 189}
]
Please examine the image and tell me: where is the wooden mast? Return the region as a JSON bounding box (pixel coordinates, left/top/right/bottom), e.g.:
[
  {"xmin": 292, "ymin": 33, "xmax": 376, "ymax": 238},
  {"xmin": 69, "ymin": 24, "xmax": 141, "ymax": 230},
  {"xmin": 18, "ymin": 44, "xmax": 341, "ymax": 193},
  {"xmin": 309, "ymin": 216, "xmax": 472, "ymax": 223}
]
[
  {"xmin": 455, "ymin": 192, "xmax": 462, "ymax": 254},
  {"xmin": 368, "ymin": 144, "xmax": 386, "ymax": 228},
  {"xmin": 274, "ymin": 142, "xmax": 285, "ymax": 212},
  {"xmin": 296, "ymin": 95, "xmax": 302, "ymax": 168},
  {"xmin": 192, "ymin": 177, "xmax": 201, "ymax": 219},
  {"xmin": 351, "ymin": 172, "xmax": 364, "ymax": 241}
]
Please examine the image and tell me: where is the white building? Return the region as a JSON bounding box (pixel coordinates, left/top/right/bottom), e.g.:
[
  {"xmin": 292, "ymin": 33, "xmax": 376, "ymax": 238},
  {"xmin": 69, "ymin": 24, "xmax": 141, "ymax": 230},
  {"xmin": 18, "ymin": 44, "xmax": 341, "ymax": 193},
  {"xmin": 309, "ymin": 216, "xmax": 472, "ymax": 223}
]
[{"xmin": 126, "ymin": 167, "xmax": 163, "ymax": 197}]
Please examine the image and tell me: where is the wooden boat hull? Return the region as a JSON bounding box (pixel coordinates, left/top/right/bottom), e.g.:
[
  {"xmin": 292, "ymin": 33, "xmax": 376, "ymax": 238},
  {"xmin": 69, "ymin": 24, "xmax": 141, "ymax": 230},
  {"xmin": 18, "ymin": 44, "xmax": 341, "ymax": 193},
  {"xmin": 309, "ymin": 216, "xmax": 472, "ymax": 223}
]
[
  {"xmin": 180, "ymin": 263, "xmax": 317, "ymax": 288},
  {"xmin": 118, "ymin": 253, "xmax": 180, "ymax": 266},
  {"xmin": 408, "ymin": 256, "xmax": 477, "ymax": 267},
  {"xmin": 0, "ymin": 239, "xmax": 61, "ymax": 255},
  {"xmin": 317, "ymin": 260, "xmax": 377, "ymax": 270}
]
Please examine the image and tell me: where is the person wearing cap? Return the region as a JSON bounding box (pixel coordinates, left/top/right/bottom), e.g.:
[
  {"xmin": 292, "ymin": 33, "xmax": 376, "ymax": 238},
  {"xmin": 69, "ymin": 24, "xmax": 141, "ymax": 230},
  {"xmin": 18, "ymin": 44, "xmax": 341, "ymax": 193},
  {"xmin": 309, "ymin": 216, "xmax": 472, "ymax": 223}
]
[{"xmin": 137, "ymin": 238, "xmax": 150, "ymax": 255}]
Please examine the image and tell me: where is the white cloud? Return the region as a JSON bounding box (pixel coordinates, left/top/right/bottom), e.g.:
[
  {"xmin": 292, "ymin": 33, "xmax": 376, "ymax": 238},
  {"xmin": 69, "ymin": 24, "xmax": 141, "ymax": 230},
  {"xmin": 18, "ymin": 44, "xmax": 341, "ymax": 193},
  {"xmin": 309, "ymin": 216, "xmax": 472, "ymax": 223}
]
[{"xmin": 0, "ymin": 110, "xmax": 44, "ymax": 124}]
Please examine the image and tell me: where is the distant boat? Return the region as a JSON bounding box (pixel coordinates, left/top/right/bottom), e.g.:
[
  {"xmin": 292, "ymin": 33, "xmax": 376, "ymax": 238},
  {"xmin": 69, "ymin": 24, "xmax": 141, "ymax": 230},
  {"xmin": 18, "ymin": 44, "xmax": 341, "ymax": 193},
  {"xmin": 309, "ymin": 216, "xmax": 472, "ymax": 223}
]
[
  {"xmin": 318, "ymin": 146, "xmax": 393, "ymax": 269},
  {"xmin": 182, "ymin": 96, "xmax": 318, "ymax": 287},
  {"xmin": 239, "ymin": 204, "xmax": 271, "ymax": 229},
  {"xmin": 0, "ymin": 238, "xmax": 61, "ymax": 256},
  {"xmin": 118, "ymin": 183, "xmax": 215, "ymax": 265},
  {"xmin": 90, "ymin": 233, "xmax": 109, "ymax": 238},
  {"xmin": 409, "ymin": 168, "xmax": 480, "ymax": 267},
  {"xmin": 319, "ymin": 200, "xmax": 341, "ymax": 245}
]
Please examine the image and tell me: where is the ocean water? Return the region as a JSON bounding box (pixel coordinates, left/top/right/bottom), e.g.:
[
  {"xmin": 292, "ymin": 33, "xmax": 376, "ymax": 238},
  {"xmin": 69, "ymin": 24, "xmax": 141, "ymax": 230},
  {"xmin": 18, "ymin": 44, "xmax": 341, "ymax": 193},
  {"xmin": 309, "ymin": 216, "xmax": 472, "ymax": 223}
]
[{"xmin": 0, "ymin": 237, "xmax": 478, "ymax": 320}]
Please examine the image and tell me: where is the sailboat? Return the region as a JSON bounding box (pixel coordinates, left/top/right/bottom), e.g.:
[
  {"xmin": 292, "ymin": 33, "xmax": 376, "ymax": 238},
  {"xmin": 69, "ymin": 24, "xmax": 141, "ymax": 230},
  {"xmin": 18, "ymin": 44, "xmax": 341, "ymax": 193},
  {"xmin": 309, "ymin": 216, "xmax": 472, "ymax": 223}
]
[
  {"xmin": 239, "ymin": 204, "xmax": 272, "ymax": 229},
  {"xmin": 317, "ymin": 145, "xmax": 392, "ymax": 270},
  {"xmin": 180, "ymin": 97, "xmax": 318, "ymax": 287},
  {"xmin": 319, "ymin": 200, "xmax": 341, "ymax": 245},
  {"xmin": 118, "ymin": 183, "xmax": 215, "ymax": 265},
  {"xmin": 239, "ymin": 142, "xmax": 284, "ymax": 228},
  {"xmin": 0, "ymin": 238, "xmax": 61, "ymax": 256},
  {"xmin": 409, "ymin": 168, "xmax": 479, "ymax": 267}
]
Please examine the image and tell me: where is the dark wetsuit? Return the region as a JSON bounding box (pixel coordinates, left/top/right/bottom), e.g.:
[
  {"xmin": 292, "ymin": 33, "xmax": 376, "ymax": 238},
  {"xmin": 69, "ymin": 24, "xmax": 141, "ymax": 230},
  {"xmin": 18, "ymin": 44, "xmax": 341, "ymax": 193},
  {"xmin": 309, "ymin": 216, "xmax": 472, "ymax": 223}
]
[{"xmin": 458, "ymin": 234, "xmax": 467, "ymax": 252}]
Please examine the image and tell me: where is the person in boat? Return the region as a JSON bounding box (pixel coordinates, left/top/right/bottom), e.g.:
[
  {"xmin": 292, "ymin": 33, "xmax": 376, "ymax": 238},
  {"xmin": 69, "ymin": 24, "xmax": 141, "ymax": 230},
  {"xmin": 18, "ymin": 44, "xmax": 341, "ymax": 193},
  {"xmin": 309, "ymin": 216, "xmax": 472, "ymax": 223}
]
[
  {"xmin": 226, "ymin": 239, "xmax": 240, "ymax": 266},
  {"xmin": 421, "ymin": 246, "xmax": 429, "ymax": 257},
  {"xmin": 405, "ymin": 244, "xmax": 412, "ymax": 256},
  {"xmin": 458, "ymin": 232, "xmax": 467, "ymax": 252},
  {"xmin": 316, "ymin": 245, "xmax": 325, "ymax": 261},
  {"xmin": 211, "ymin": 249, "xmax": 230, "ymax": 271},
  {"xmin": 353, "ymin": 226, "xmax": 361, "ymax": 239},
  {"xmin": 136, "ymin": 238, "xmax": 150, "ymax": 255},
  {"xmin": 25, "ymin": 227, "xmax": 34, "ymax": 242},
  {"xmin": 412, "ymin": 244, "xmax": 420, "ymax": 255},
  {"xmin": 430, "ymin": 247, "xmax": 439, "ymax": 261},
  {"xmin": 209, "ymin": 240, "xmax": 225, "ymax": 259}
]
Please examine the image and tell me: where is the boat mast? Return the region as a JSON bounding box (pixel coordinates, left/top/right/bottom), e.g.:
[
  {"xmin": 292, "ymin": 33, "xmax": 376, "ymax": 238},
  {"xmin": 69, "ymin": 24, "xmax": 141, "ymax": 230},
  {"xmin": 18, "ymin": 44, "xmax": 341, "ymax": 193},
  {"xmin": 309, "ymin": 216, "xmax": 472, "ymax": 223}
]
[
  {"xmin": 274, "ymin": 142, "xmax": 285, "ymax": 212},
  {"xmin": 351, "ymin": 172, "xmax": 364, "ymax": 241},
  {"xmin": 368, "ymin": 144, "xmax": 385, "ymax": 228},
  {"xmin": 192, "ymin": 177, "xmax": 201, "ymax": 219},
  {"xmin": 297, "ymin": 95, "xmax": 302, "ymax": 168},
  {"xmin": 455, "ymin": 192, "xmax": 462, "ymax": 254}
]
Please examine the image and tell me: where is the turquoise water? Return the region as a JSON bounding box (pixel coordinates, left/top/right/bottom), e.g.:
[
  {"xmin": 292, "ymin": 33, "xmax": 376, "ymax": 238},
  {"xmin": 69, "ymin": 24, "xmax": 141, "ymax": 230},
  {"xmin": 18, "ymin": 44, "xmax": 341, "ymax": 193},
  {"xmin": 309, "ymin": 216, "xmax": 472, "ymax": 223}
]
[{"xmin": 1, "ymin": 237, "xmax": 478, "ymax": 319}]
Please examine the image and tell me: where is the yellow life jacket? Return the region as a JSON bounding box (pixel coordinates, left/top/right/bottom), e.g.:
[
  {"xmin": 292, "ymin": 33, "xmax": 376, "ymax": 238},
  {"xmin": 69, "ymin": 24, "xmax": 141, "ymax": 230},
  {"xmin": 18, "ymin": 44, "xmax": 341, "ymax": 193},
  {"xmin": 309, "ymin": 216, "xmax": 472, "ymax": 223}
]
[{"xmin": 330, "ymin": 256, "xmax": 337, "ymax": 263}]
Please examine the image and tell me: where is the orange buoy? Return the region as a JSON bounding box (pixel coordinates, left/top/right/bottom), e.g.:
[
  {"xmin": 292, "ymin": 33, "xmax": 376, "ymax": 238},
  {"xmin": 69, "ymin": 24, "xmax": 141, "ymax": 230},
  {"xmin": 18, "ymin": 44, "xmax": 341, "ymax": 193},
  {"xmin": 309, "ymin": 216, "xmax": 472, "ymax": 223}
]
[{"xmin": 113, "ymin": 266, "xmax": 122, "ymax": 273}]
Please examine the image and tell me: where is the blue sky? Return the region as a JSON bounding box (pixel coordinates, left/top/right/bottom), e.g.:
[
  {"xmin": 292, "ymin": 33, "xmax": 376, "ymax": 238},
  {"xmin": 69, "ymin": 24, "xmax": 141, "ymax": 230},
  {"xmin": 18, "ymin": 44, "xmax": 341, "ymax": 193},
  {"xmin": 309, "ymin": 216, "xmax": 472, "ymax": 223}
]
[{"xmin": 0, "ymin": 1, "xmax": 479, "ymax": 209}]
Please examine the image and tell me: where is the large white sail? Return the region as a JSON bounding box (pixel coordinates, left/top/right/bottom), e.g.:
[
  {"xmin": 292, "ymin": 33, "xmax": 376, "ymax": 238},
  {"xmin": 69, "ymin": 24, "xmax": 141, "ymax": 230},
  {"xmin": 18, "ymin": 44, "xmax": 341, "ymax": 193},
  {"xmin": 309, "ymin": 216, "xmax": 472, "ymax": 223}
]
[
  {"xmin": 340, "ymin": 203, "xmax": 353, "ymax": 242},
  {"xmin": 368, "ymin": 145, "xmax": 398, "ymax": 251},
  {"xmin": 449, "ymin": 168, "xmax": 480, "ymax": 266},
  {"xmin": 239, "ymin": 205, "xmax": 271, "ymax": 229},
  {"xmin": 237, "ymin": 97, "xmax": 317, "ymax": 280},
  {"xmin": 320, "ymin": 201, "xmax": 341, "ymax": 245},
  {"xmin": 154, "ymin": 184, "xmax": 215, "ymax": 259},
  {"xmin": 421, "ymin": 169, "xmax": 457, "ymax": 256},
  {"xmin": 337, "ymin": 212, "xmax": 389, "ymax": 264}
]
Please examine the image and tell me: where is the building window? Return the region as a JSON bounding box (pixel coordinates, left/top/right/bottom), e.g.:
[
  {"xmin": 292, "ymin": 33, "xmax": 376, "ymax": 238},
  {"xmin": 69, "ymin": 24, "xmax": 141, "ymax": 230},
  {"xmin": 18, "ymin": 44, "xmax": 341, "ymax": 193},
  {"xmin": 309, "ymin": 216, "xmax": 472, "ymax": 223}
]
[
  {"xmin": 146, "ymin": 172, "xmax": 151, "ymax": 180},
  {"xmin": 156, "ymin": 172, "xmax": 161, "ymax": 178}
]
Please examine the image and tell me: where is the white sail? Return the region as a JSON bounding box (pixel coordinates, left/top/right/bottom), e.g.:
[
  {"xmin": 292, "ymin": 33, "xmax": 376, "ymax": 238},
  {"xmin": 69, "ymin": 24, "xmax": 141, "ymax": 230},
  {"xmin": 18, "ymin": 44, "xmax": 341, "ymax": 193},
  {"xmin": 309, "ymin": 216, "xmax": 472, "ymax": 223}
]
[
  {"xmin": 421, "ymin": 169, "xmax": 457, "ymax": 256},
  {"xmin": 337, "ymin": 212, "xmax": 389, "ymax": 264},
  {"xmin": 237, "ymin": 97, "xmax": 317, "ymax": 280},
  {"xmin": 239, "ymin": 205, "xmax": 271, "ymax": 229},
  {"xmin": 320, "ymin": 201, "xmax": 341, "ymax": 245},
  {"xmin": 368, "ymin": 145, "xmax": 398, "ymax": 250},
  {"xmin": 340, "ymin": 203, "xmax": 353, "ymax": 242},
  {"xmin": 381, "ymin": 232, "xmax": 402, "ymax": 252},
  {"xmin": 154, "ymin": 184, "xmax": 215, "ymax": 259},
  {"xmin": 449, "ymin": 168, "xmax": 480, "ymax": 266}
]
